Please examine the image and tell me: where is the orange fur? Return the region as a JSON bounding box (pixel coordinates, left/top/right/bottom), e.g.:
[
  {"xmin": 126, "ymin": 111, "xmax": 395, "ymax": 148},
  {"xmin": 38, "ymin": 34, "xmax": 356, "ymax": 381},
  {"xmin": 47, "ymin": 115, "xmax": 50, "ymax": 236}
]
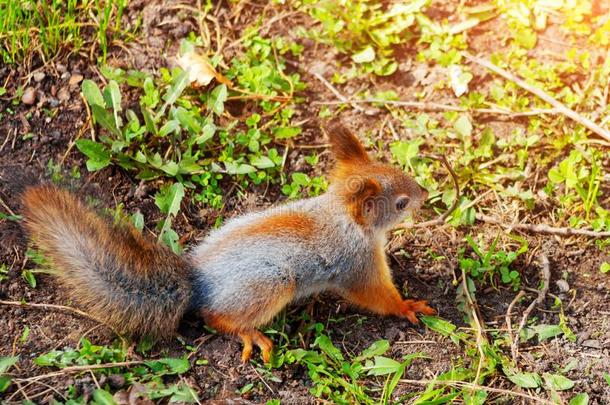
[
  {"xmin": 331, "ymin": 163, "xmax": 382, "ymax": 225},
  {"xmin": 326, "ymin": 119, "xmax": 370, "ymax": 164},
  {"xmin": 202, "ymin": 282, "xmax": 296, "ymax": 362},
  {"xmin": 239, "ymin": 213, "xmax": 316, "ymax": 238},
  {"xmin": 21, "ymin": 185, "xmax": 192, "ymax": 339},
  {"xmin": 340, "ymin": 244, "xmax": 435, "ymax": 322}
]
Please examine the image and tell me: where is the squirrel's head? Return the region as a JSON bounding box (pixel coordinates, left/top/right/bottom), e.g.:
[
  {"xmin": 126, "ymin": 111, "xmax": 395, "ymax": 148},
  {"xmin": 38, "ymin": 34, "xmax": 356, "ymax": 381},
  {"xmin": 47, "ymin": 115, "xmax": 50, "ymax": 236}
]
[{"xmin": 325, "ymin": 120, "xmax": 428, "ymax": 231}]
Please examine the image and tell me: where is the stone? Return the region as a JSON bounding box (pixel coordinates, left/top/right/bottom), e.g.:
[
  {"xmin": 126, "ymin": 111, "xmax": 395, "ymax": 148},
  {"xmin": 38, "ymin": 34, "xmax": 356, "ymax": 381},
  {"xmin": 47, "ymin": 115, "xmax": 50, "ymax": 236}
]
[{"xmin": 21, "ymin": 87, "xmax": 36, "ymax": 105}]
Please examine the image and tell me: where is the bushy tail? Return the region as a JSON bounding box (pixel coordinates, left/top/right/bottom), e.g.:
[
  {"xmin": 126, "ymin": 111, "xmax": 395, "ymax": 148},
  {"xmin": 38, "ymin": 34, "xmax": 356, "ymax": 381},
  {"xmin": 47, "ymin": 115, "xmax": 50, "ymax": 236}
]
[{"xmin": 21, "ymin": 185, "xmax": 193, "ymax": 339}]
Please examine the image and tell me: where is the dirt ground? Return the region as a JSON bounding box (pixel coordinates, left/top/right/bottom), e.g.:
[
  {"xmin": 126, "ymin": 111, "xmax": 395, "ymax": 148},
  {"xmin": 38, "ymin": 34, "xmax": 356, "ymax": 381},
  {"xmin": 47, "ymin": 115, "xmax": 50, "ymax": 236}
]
[{"xmin": 1, "ymin": 1, "xmax": 609, "ymax": 404}]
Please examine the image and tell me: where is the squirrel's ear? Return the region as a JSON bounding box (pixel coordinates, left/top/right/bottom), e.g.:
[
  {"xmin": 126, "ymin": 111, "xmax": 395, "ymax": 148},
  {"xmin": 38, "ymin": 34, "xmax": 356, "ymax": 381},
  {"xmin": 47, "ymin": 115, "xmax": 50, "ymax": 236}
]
[
  {"xmin": 344, "ymin": 177, "xmax": 382, "ymax": 225},
  {"xmin": 325, "ymin": 120, "xmax": 369, "ymax": 164}
]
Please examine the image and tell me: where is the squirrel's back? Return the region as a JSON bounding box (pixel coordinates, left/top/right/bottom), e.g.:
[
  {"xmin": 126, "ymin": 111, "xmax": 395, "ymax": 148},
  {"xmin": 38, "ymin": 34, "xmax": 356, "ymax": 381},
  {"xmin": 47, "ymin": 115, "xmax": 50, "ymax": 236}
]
[
  {"xmin": 189, "ymin": 193, "xmax": 375, "ymax": 320},
  {"xmin": 21, "ymin": 185, "xmax": 193, "ymax": 338}
]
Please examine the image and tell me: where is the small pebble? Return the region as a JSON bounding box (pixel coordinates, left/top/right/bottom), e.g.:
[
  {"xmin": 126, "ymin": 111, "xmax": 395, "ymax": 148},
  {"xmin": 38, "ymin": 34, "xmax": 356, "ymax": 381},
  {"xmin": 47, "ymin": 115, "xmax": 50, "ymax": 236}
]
[
  {"xmin": 47, "ymin": 97, "xmax": 60, "ymax": 108},
  {"xmin": 56, "ymin": 63, "xmax": 67, "ymax": 73},
  {"xmin": 58, "ymin": 87, "xmax": 70, "ymax": 102},
  {"xmin": 581, "ymin": 339, "xmax": 602, "ymax": 349},
  {"xmin": 556, "ymin": 279, "xmax": 570, "ymax": 293},
  {"xmin": 21, "ymin": 87, "xmax": 37, "ymax": 105},
  {"xmin": 33, "ymin": 71, "xmax": 46, "ymax": 82},
  {"xmin": 60, "ymin": 71, "xmax": 70, "ymax": 80},
  {"xmin": 68, "ymin": 73, "xmax": 84, "ymax": 87},
  {"xmin": 107, "ymin": 374, "xmax": 126, "ymax": 389},
  {"xmin": 576, "ymin": 331, "xmax": 590, "ymax": 345}
]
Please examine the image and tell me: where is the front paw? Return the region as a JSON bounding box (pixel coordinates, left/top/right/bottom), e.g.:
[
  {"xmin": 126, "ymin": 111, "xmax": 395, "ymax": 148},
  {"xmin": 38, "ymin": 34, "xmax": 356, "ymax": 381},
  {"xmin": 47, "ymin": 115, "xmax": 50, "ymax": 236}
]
[{"xmin": 400, "ymin": 299, "xmax": 436, "ymax": 324}]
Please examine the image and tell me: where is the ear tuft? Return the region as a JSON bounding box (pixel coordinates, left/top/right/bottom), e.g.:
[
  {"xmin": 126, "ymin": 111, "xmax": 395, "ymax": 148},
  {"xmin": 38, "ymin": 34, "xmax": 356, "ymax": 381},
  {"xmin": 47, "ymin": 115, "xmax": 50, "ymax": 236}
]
[{"xmin": 324, "ymin": 120, "xmax": 369, "ymax": 164}]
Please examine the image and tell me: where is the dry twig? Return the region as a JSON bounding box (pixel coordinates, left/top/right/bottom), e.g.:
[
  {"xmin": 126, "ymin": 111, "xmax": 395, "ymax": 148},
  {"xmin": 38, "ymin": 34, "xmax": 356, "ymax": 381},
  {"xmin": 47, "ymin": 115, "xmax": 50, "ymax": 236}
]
[
  {"xmin": 314, "ymin": 98, "xmax": 558, "ymax": 117},
  {"xmin": 308, "ymin": 70, "xmax": 367, "ymax": 112},
  {"xmin": 463, "ymin": 52, "xmax": 610, "ymax": 142},
  {"xmin": 505, "ymin": 290, "xmax": 526, "ymax": 363},
  {"xmin": 399, "ymin": 378, "xmax": 554, "ymax": 404},
  {"xmin": 512, "ymin": 253, "xmax": 551, "ymax": 361},
  {"xmin": 476, "ymin": 213, "xmax": 610, "ymax": 238},
  {"xmin": 14, "ymin": 361, "xmax": 145, "ymax": 383},
  {"xmin": 0, "ymin": 300, "xmax": 113, "ymax": 333}
]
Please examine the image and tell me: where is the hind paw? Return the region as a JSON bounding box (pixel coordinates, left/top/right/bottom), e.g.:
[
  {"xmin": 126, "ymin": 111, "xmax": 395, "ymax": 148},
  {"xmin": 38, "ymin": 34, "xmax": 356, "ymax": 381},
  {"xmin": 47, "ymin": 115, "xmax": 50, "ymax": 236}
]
[{"xmin": 400, "ymin": 299, "xmax": 436, "ymax": 324}]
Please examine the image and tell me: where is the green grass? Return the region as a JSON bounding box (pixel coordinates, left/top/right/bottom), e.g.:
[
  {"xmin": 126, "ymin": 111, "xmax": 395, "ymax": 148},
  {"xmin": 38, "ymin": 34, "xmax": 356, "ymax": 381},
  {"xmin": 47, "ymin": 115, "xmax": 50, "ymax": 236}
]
[
  {"xmin": 0, "ymin": 0, "xmax": 128, "ymax": 64},
  {"xmin": 0, "ymin": 339, "xmax": 198, "ymax": 402}
]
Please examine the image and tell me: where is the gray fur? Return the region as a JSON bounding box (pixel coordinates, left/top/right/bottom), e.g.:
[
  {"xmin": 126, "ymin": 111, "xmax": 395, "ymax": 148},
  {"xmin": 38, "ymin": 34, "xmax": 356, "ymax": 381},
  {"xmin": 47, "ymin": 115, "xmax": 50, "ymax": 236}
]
[{"xmin": 190, "ymin": 192, "xmax": 381, "ymax": 319}]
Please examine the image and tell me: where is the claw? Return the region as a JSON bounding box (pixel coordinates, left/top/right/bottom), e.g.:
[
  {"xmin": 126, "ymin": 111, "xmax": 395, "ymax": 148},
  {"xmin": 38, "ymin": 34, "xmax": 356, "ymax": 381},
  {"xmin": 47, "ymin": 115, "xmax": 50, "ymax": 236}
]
[
  {"xmin": 401, "ymin": 299, "xmax": 436, "ymax": 324},
  {"xmin": 238, "ymin": 330, "xmax": 273, "ymax": 363}
]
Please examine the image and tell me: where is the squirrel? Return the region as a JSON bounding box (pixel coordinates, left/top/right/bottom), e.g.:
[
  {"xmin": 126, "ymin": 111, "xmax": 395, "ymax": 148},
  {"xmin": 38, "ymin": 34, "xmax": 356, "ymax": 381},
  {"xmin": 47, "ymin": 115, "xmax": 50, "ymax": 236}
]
[{"xmin": 21, "ymin": 121, "xmax": 435, "ymax": 363}]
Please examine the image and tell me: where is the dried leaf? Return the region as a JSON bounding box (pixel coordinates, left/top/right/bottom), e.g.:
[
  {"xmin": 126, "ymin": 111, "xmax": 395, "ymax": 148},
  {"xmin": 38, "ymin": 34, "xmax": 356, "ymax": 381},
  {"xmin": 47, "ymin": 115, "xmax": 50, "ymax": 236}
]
[{"xmin": 176, "ymin": 51, "xmax": 231, "ymax": 87}]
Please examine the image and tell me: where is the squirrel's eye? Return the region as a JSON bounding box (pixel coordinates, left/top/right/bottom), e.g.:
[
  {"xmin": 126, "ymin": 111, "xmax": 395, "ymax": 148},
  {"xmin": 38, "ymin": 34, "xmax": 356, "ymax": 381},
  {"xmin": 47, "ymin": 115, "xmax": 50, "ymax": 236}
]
[{"xmin": 395, "ymin": 196, "xmax": 410, "ymax": 210}]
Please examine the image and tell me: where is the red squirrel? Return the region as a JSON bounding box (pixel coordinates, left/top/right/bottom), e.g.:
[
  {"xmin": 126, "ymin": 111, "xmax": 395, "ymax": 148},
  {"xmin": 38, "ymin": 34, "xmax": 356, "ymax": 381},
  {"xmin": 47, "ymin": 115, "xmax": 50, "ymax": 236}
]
[{"xmin": 22, "ymin": 121, "xmax": 435, "ymax": 363}]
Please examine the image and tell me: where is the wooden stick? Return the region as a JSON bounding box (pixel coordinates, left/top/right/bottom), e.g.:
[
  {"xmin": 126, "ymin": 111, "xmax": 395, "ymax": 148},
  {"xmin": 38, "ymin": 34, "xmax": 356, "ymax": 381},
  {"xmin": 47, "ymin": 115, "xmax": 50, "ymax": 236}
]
[
  {"xmin": 505, "ymin": 290, "xmax": 526, "ymax": 363},
  {"xmin": 314, "ymin": 99, "xmax": 558, "ymax": 117},
  {"xmin": 309, "ymin": 71, "xmax": 367, "ymax": 112},
  {"xmin": 512, "ymin": 253, "xmax": 551, "ymax": 361},
  {"xmin": 463, "ymin": 52, "xmax": 610, "ymax": 142},
  {"xmin": 14, "ymin": 361, "xmax": 145, "ymax": 383},
  {"xmin": 476, "ymin": 213, "xmax": 610, "ymax": 238},
  {"xmin": 399, "ymin": 378, "xmax": 554, "ymax": 404},
  {"xmin": 0, "ymin": 300, "xmax": 113, "ymax": 333}
]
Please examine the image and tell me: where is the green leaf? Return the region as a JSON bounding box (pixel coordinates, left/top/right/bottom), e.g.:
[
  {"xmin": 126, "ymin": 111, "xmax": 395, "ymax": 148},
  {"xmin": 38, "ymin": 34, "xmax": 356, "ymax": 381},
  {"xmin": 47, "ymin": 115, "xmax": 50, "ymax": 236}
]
[
  {"xmin": 0, "ymin": 356, "xmax": 18, "ymax": 374},
  {"xmin": 600, "ymin": 262, "xmax": 610, "ymax": 274},
  {"xmin": 454, "ymin": 115, "xmax": 472, "ymax": 137},
  {"xmin": 543, "ymin": 373, "xmax": 574, "ymax": 391},
  {"xmin": 503, "ymin": 366, "xmax": 541, "ymax": 388},
  {"xmin": 164, "ymin": 70, "xmax": 189, "ymax": 106},
  {"xmin": 605, "ymin": 373, "xmax": 610, "ymax": 386},
  {"xmin": 93, "ymin": 388, "xmax": 117, "ymax": 405},
  {"xmin": 353, "ymin": 340, "xmax": 390, "ymax": 363},
  {"xmin": 34, "ymin": 351, "xmax": 61, "ymax": 366},
  {"xmin": 160, "ymin": 161, "xmax": 179, "ymax": 176},
  {"xmin": 533, "ymin": 324, "xmax": 563, "ymax": 341},
  {"xmin": 22, "ymin": 270, "xmax": 36, "ymax": 288},
  {"xmin": 420, "ymin": 316, "xmax": 457, "ymax": 337},
  {"xmin": 76, "ymin": 139, "xmax": 111, "ymax": 171},
  {"xmin": 364, "ymin": 356, "xmax": 402, "ymax": 376},
  {"xmin": 251, "ymin": 155, "xmax": 275, "ymax": 169},
  {"xmin": 196, "ymin": 123, "xmax": 216, "ymax": 144},
  {"xmin": 569, "ymin": 393, "xmax": 589, "ymax": 405},
  {"xmin": 175, "ymin": 107, "xmax": 201, "ymax": 134},
  {"xmin": 514, "ymin": 28, "xmax": 537, "ymax": 49},
  {"xmin": 131, "ymin": 212, "xmax": 144, "ymax": 231},
  {"xmin": 0, "ymin": 375, "xmax": 11, "ymax": 393},
  {"xmin": 225, "ymin": 162, "xmax": 256, "ymax": 175},
  {"xmin": 145, "ymin": 357, "xmax": 190, "ymax": 375},
  {"xmin": 91, "ymin": 104, "xmax": 122, "ymax": 138},
  {"xmin": 548, "ymin": 167, "xmax": 564, "ymax": 184},
  {"xmin": 141, "ymin": 105, "xmax": 157, "ymax": 135},
  {"xmin": 291, "ymin": 172, "xmax": 310, "ymax": 186},
  {"xmin": 314, "ymin": 335, "xmax": 343, "ymax": 363},
  {"xmin": 156, "ymin": 70, "xmax": 190, "ymax": 120},
  {"xmin": 158, "ymin": 120, "xmax": 180, "ymax": 137},
  {"xmin": 81, "ymin": 80, "xmax": 105, "ymax": 107},
  {"xmin": 103, "ymin": 80, "xmax": 122, "ymax": 128},
  {"xmin": 208, "ymin": 84, "xmax": 227, "ymax": 115},
  {"xmin": 161, "ymin": 227, "xmax": 182, "ymax": 254},
  {"xmin": 352, "ymin": 45, "xmax": 375, "ymax": 63},
  {"xmin": 155, "ymin": 183, "xmax": 184, "ymax": 216},
  {"xmin": 273, "ymin": 126, "xmax": 302, "ymax": 139}
]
